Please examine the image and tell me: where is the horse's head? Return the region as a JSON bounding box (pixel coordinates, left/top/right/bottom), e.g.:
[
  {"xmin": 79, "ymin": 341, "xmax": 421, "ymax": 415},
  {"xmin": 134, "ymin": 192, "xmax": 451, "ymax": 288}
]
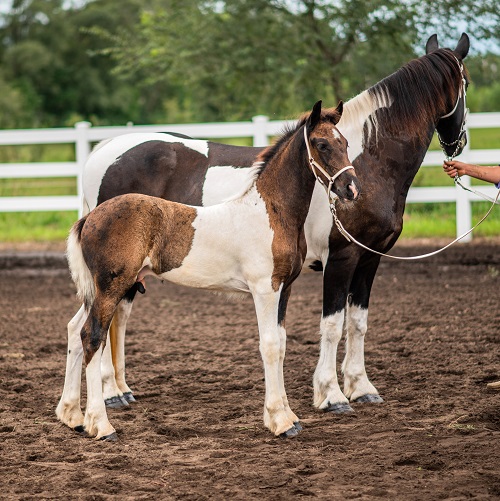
[
  {"xmin": 305, "ymin": 100, "xmax": 360, "ymax": 201},
  {"xmin": 426, "ymin": 33, "xmax": 470, "ymax": 159}
]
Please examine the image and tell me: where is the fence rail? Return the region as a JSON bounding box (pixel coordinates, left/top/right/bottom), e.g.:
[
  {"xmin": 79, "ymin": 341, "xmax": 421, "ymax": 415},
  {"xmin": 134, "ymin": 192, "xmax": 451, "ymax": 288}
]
[{"xmin": 1, "ymin": 112, "xmax": 499, "ymax": 241}]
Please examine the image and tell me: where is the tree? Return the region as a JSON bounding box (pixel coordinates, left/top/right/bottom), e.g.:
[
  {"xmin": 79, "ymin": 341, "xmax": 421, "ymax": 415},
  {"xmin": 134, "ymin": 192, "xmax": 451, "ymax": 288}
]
[{"xmin": 98, "ymin": 0, "xmax": 499, "ymax": 121}]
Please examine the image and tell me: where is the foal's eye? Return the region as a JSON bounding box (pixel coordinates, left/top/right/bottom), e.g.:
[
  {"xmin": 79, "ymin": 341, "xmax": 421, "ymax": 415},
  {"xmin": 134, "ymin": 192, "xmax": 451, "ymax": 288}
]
[{"xmin": 316, "ymin": 142, "xmax": 328, "ymax": 152}]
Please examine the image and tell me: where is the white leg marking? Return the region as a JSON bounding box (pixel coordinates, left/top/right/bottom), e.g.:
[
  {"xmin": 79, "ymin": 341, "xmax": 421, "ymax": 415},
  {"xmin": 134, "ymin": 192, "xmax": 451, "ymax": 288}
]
[
  {"xmin": 253, "ymin": 289, "xmax": 297, "ymax": 436},
  {"xmin": 278, "ymin": 325, "xmax": 299, "ymax": 425},
  {"xmin": 313, "ymin": 312, "xmax": 350, "ymax": 409},
  {"xmin": 56, "ymin": 305, "xmax": 86, "ymax": 429},
  {"xmin": 84, "ymin": 345, "xmax": 116, "ymax": 439},
  {"xmin": 342, "ymin": 304, "xmax": 379, "ymax": 400},
  {"xmin": 113, "ymin": 300, "xmax": 134, "ymax": 395},
  {"xmin": 101, "ymin": 331, "xmax": 122, "ymax": 401}
]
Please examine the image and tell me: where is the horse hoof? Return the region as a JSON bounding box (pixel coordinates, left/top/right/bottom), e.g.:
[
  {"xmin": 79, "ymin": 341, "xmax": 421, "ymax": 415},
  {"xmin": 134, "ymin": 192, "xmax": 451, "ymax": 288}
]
[
  {"xmin": 100, "ymin": 432, "xmax": 118, "ymax": 442},
  {"xmin": 279, "ymin": 425, "xmax": 299, "ymax": 439},
  {"xmin": 105, "ymin": 396, "xmax": 129, "ymax": 409},
  {"xmin": 123, "ymin": 392, "xmax": 136, "ymax": 403},
  {"xmin": 353, "ymin": 394, "xmax": 384, "ymax": 404},
  {"xmin": 74, "ymin": 425, "xmax": 85, "ymax": 434},
  {"xmin": 324, "ymin": 402, "xmax": 354, "ymax": 414},
  {"xmin": 294, "ymin": 421, "xmax": 303, "ymax": 431}
]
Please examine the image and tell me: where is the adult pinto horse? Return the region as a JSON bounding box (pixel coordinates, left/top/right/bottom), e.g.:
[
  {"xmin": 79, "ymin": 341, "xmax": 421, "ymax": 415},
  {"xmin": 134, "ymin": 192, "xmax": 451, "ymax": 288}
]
[
  {"xmin": 57, "ymin": 101, "xmax": 359, "ymax": 439},
  {"xmin": 62, "ymin": 33, "xmax": 469, "ymax": 416}
]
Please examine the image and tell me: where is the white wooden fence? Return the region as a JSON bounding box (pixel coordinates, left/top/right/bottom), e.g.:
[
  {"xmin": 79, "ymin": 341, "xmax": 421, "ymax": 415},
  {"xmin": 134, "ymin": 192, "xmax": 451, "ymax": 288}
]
[{"xmin": 0, "ymin": 113, "xmax": 499, "ymax": 241}]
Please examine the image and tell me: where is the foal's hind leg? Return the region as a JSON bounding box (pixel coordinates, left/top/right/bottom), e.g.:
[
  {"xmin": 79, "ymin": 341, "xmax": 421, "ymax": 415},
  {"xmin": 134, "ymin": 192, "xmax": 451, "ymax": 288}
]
[
  {"xmin": 342, "ymin": 258, "xmax": 382, "ymax": 404},
  {"xmin": 101, "ymin": 300, "xmax": 135, "ymax": 408},
  {"xmin": 56, "ymin": 305, "xmax": 87, "ymax": 431}
]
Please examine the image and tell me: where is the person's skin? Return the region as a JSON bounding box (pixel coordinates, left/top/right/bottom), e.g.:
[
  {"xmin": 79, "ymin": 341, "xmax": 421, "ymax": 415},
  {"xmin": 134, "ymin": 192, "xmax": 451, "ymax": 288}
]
[
  {"xmin": 443, "ymin": 160, "xmax": 500, "ymax": 390},
  {"xmin": 443, "ymin": 160, "xmax": 500, "ymax": 185}
]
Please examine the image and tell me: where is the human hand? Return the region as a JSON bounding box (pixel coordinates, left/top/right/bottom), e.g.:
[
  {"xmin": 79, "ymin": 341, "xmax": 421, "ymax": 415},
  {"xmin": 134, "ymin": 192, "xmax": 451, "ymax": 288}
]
[{"xmin": 443, "ymin": 160, "xmax": 468, "ymax": 179}]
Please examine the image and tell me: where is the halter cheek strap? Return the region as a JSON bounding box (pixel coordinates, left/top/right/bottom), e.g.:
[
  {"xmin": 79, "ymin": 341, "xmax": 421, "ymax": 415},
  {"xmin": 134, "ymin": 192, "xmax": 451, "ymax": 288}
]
[{"xmin": 303, "ymin": 127, "xmax": 354, "ymax": 198}]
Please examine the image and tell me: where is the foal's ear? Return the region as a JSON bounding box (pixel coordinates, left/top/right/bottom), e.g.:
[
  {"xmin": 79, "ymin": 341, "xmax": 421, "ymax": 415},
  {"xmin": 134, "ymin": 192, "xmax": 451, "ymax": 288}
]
[
  {"xmin": 307, "ymin": 100, "xmax": 322, "ymax": 132},
  {"xmin": 425, "ymin": 34, "xmax": 439, "ymax": 54},
  {"xmin": 332, "ymin": 100, "xmax": 343, "ymax": 124},
  {"xmin": 454, "ymin": 32, "xmax": 470, "ymax": 60}
]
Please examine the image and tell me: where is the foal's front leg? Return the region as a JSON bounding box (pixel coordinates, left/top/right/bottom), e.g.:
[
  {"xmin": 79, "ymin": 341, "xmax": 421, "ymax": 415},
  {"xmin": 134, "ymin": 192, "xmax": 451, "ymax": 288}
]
[{"xmin": 253, "ymin": 287, "xmax": 299, "ymax": 437}]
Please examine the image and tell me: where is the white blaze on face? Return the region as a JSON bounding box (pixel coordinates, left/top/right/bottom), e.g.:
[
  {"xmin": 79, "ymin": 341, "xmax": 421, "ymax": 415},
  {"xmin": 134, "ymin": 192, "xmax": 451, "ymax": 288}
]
[{"xmin": 332, "ymin": 127, "xmax": 342, "ymax": 140}]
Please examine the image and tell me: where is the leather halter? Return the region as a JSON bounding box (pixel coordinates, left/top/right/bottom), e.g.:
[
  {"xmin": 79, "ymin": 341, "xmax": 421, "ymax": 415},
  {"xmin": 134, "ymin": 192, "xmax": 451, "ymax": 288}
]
[
  {"xmin": 303, "ymin": 126, "xmax": 354, "ymax": 199},
  {"xmin": 437, "ymin": 57, "xmax": 468, "ymax": 160}
]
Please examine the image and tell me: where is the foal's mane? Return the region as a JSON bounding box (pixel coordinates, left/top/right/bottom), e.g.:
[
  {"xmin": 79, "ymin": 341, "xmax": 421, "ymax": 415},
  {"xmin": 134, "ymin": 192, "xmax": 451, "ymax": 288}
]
[
  {"xmin": 343, "ymin": 48, "xmax": 468, "ymax": 144},
  {"xmin": 256, "ymin": 108, "xmax": 342, "ymax": 167}
]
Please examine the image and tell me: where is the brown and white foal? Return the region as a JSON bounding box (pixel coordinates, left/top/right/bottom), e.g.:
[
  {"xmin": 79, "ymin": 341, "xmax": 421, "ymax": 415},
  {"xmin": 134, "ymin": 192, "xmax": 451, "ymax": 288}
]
[{"xmin": 57, "ymin": 100, "xmax": 359, "ymax": 440}]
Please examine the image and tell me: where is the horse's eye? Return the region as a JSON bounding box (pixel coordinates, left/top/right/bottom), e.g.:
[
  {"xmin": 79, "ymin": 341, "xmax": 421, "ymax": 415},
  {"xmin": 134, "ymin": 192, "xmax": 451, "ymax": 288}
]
[{"xmin": 316, "ymin": 142, "xmax": 328, "ymax": 152}]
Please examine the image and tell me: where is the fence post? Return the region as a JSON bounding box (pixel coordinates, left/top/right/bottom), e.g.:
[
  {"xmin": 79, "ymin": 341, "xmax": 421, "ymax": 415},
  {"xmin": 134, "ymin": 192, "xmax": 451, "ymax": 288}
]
[
  {"xmin": 252, "ymin": 115, "xmax": 269, "ymax": 146},
  {"xmin": 75, "ymin": 121, "xmax": 91, "ymax": 217},
  {"xmin": 455, "ymin": 123, "xmax": 472, "ymax": 242}
]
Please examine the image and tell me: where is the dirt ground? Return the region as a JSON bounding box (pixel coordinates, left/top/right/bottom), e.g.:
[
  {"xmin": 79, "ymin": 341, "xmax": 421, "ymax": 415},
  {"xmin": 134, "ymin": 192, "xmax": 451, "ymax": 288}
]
[{"xmin": 0, "ymin": 240, "xmax": 499, "ymax": 500}]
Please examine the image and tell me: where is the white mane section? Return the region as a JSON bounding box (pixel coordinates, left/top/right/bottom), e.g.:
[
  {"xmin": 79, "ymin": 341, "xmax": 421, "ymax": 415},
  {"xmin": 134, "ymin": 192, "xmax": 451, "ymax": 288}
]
[
  {"xmin": 202, "ymin": 162, "xmax": 263, "ymax": 205},
  {"xmin": 338, "ymin": 88, "xmax": 392, "ymax": 160}
]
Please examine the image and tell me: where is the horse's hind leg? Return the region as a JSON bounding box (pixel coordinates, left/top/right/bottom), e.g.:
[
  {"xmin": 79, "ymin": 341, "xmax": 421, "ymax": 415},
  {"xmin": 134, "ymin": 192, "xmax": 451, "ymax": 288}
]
[
  {"xmin": 101, "ymin": 299, "xmax": 135, "ymax": 408},
  {"xmin": 56, "ymin": 305, "xmax": 87, "ymax": 432},
  {"xmin": 342, "ymin": 258, "xmax": 382, "ymax": 404},
  {"xmin": 111, "ymin": 298, "xmax": 135, "ymax": 402},
  {"xmin": 82, "ymin": 296, "xmax": 122, "ymax": 440}
]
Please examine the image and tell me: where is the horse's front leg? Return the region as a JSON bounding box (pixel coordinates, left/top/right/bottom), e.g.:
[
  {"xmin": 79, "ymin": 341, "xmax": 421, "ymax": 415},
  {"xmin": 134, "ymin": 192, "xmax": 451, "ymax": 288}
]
[
  {"xmin": 342, "ymin": 258, "xmax": 383, "ymax": 404},
  {"xmin": 56, "ymin": 304, "xmax": 87, "ymax": 431},
  {"xmin": 313, "ymin": 254, "xmax": 355, "ymax": 413},
  {"xmin": 253, "ymin": 286, "xmax": 299, "ymax": 437}
]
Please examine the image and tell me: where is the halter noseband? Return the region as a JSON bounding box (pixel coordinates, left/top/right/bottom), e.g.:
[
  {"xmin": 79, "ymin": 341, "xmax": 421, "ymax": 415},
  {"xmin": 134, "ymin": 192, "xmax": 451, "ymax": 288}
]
[
  {"xmin": 437, "ymin": 57, "xmax": 468, "ymax": 160},
  {"xmin": 303, "ymin": 126, "xmax": 354, "ymax": 199}
]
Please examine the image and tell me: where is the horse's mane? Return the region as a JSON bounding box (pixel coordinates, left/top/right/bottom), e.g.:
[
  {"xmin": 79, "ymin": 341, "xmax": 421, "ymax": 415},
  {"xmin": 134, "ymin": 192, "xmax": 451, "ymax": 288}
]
[{"xmin": 342, "ymin": 48, "xmax": 468, "ymax": 144}]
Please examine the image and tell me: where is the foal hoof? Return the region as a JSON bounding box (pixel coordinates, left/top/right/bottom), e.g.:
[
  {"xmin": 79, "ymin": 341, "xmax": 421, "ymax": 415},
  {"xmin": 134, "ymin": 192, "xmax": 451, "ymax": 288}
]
[
  {"xmin": 324, "ymin": 402, "xmax": 354, "ymax": 414},
  {"xmin": 105, "ymin": 396, "xmax": 129, "ymax": 409},
  {"xmin": 353, "ymin": 394, "xmax": 384, "ymax": 404},
  {"xmin": 74, "ymin": 425, "xmax": 85, "ymax": 434},
  {"xmin": 100, "ymin": 432, "xmax": 118, "ymax": 442},
  {"xmin": 122, "ymin": 392, "xmax": 136, "ymax": 403},
  {"xmin": 279, "ymin": 423, "xmax": 301, "ymax": 439}
]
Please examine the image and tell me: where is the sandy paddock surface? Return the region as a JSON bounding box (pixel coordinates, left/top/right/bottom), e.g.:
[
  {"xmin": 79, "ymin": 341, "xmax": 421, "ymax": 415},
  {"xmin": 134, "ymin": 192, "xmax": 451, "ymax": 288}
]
[{"xmin": 0, "ymin": 240, "xmax": 499, "ymax": 500}]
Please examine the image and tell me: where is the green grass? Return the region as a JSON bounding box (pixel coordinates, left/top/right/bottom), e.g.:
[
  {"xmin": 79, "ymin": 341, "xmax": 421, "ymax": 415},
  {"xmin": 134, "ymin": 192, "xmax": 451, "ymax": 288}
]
[{"xmin": 0, "ymin": 128, "xmax": 499, "ymax": 243}]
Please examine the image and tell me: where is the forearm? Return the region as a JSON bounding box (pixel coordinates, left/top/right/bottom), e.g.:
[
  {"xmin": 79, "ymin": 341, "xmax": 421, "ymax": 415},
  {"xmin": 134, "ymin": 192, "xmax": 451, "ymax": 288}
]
[{"xmin": 463, "ymin": 164, "xmax": 500, "ymax": 185}]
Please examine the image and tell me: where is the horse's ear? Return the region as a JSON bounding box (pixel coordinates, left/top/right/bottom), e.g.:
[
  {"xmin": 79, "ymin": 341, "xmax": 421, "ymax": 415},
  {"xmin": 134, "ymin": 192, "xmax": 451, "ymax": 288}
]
[
  {"xmin": 454, "ymin": 32, "xmax": 470, "ymax": 60},
  {"xmin": 333, "ymin": 100, "xmax": 343, "ymax": 124},
  {"xmin": 307, "ymin": 100, "xmax": 322, "ymax": 132},
  {"xmin": 425, "ymin": 34, "xmax": 439, "ymax": 54}
]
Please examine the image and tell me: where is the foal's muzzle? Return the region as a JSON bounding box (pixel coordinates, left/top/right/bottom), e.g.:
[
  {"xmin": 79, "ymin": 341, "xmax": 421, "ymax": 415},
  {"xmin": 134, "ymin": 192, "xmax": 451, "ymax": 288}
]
[{"xmin": 332, "ymin": 174, "xmax": 360, "ymax": 201}]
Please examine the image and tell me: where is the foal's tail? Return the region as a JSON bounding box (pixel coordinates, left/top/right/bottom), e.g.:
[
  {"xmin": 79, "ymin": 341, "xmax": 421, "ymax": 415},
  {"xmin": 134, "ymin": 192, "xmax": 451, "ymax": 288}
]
[{"xmin": 66, "ymin": 216, "xmax": 95, "ymax": 310}]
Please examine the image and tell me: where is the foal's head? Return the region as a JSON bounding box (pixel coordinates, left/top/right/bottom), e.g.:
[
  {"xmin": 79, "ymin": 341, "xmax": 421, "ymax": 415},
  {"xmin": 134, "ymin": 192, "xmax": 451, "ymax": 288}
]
[{"xmin": 305, "ymin": 100, "xmax": 360, "ymax": 201}]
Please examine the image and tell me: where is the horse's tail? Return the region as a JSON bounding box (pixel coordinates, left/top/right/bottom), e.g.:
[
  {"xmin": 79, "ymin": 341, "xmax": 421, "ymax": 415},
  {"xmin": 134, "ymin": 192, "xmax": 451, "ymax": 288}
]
[{"xmin": 66, "ymin": 216, "xmax": 95, "ymax": 310}]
